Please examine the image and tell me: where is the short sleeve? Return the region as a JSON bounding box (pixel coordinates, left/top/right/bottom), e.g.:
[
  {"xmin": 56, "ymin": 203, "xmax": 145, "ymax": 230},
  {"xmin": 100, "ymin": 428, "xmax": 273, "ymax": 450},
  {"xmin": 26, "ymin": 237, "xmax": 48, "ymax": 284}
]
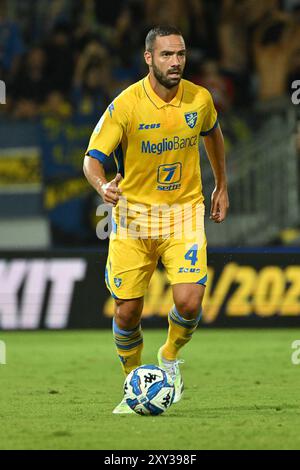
[
  {"xmin": 85, "ymin": 95, "xmax": 130, "ymax": 163},
  {"xmin": 200, "ymin": 90, "xmax": 218, "ymax": 136}
]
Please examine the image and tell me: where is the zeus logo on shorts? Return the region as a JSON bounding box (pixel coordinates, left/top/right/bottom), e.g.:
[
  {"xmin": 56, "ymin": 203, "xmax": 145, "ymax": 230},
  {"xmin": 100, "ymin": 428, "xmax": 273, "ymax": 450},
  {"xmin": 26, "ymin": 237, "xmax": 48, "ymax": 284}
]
[{"xmin": 178, "ymin": 267, "xmax": 201, "ymax": 274}]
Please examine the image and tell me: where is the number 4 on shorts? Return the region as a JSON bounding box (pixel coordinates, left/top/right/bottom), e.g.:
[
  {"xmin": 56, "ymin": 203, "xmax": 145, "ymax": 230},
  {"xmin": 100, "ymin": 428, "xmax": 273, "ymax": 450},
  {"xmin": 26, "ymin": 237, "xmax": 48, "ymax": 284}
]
[{"xmin": 184, "ymin": 244, "xmax": 198, "ymax": 266}]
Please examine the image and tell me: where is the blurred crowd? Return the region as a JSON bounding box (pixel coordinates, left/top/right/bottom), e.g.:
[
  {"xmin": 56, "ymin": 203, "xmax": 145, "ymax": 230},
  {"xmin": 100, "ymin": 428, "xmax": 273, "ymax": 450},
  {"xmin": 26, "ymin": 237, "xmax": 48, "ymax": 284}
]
[{"xmin": 0, "ymin": 0, "xmax": 300, "ymax": 122}]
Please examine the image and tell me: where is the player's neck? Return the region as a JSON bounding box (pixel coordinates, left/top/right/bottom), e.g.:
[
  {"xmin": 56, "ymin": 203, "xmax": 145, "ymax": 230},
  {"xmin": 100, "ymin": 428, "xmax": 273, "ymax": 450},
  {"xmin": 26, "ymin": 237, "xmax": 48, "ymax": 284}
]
[{"xmin": 148, "ymin": 74, "xmax": 179, "ymax": 103}]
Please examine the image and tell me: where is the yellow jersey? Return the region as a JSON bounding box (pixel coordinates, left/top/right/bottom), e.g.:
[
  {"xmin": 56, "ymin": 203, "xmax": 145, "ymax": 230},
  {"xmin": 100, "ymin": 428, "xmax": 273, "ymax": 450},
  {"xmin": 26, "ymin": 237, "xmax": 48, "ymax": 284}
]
[{"xmin": 86, "ymin": 75, "xmax": 217, "ymax": 209}]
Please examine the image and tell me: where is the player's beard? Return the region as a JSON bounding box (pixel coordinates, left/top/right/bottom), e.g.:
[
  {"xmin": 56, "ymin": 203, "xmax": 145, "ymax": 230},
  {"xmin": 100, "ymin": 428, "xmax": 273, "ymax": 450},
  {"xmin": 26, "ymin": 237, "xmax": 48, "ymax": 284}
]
[{"xmin": 151, "ymin": 59, "xmax": 183, "ymax": 89}]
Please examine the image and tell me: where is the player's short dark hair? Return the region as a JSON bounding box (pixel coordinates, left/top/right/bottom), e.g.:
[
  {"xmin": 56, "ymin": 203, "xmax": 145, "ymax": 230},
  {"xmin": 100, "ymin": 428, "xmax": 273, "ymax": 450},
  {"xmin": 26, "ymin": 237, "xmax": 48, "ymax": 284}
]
[{"xmin": 145, "ymin": 26, "xmax": 183, "ymax": 52}]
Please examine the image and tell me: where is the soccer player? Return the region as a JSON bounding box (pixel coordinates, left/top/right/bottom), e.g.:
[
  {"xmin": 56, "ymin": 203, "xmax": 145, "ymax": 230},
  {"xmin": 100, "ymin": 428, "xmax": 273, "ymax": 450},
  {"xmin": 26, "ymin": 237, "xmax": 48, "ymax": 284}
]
[{"xmin": 83, "ymin": 26, "xmax": 229, "ymax": 413}]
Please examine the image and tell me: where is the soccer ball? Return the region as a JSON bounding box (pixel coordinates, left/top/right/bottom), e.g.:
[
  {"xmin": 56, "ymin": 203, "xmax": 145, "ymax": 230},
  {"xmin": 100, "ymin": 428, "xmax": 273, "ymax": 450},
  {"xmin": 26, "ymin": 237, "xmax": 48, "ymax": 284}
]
[{"xmin": 124, "ymin": 364, "xmax": 175, "ymax": 416}]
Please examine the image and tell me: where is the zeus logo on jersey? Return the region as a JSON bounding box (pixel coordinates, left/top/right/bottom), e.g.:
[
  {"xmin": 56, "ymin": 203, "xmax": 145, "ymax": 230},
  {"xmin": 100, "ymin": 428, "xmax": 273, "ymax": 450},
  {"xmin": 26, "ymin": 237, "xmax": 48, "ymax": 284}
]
[
  {"xmin": 141, "ymin": 135, "xmax": 197, "ymax": 155},
  {"xmin": 185, "ymin": 112, "xmax": 198, "ymax": 129},
  {"xmin": 139, "ymin": 123, "xmax": 161, "ymax": 130}
]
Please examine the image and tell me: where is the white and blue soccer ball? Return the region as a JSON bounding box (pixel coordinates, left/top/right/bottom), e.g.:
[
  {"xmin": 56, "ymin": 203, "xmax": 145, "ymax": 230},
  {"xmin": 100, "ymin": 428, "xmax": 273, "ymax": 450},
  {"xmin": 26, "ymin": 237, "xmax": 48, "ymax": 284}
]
[{"xmin": 124, "ymin": 364, "xmax": 175, "ymax": 416}]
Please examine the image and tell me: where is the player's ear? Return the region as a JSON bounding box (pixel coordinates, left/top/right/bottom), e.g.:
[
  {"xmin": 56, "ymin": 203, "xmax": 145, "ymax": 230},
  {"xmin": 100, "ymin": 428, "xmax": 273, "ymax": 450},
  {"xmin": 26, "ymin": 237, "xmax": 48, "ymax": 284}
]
[{"xmin": 144, "ymin": 51, "xmax": 152, "ymax": 66}]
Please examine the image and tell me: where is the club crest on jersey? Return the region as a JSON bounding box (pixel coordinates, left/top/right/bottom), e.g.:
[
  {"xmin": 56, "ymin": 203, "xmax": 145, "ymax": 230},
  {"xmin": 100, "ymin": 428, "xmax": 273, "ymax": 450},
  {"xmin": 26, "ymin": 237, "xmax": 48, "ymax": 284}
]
[
  {"xmin": 185, "ymin": 112, "xmax": 198, "ymax": 129},
  {"xmin": 114, "ymin": 277, "xmax": 122, "ymax": 288}
]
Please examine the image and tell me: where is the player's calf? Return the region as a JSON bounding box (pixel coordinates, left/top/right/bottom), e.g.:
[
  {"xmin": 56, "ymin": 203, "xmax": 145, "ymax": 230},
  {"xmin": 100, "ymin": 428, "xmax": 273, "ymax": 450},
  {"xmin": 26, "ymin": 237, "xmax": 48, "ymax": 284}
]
[{"xmin": 113, "ymin": 298, "xmax": 144, "ymax": 376}]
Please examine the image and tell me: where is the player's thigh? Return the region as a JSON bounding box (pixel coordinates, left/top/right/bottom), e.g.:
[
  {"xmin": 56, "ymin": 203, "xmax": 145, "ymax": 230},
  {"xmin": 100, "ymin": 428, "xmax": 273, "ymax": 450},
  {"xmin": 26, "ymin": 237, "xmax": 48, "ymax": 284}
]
[{"xmin": 106, "ymin": 236, "xmax": 157, "ymax": 300}]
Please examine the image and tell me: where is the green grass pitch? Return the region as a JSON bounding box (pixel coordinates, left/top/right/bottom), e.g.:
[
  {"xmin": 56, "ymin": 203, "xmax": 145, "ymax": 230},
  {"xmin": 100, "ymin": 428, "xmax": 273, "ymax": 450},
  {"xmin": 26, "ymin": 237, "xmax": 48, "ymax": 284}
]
[{"xmin": 0, "ymin": 329, "xmax": 300, "ymax": 450}]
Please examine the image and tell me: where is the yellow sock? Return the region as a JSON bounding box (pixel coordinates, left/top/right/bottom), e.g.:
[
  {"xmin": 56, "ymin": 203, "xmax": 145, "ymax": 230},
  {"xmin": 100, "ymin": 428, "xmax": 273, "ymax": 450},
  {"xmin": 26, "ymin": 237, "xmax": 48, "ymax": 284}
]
[
  {"xmin": 162, "ymin": 306, "xmax": 202, "ymax": 361},
  {"xmin": 113, "ymin": 318, "xmax": 143, "ymax": 376}
]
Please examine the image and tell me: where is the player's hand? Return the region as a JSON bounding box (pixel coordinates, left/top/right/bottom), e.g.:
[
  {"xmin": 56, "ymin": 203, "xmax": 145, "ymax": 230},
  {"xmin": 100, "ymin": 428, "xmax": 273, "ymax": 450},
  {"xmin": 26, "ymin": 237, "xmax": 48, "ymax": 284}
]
[
  {"xmin": 210, "ymin": 186, "xmax": 229, "ymax": 223},
  {"xmin": 99, "ymin": 173, "xmax": 123, "ymax": 206}
]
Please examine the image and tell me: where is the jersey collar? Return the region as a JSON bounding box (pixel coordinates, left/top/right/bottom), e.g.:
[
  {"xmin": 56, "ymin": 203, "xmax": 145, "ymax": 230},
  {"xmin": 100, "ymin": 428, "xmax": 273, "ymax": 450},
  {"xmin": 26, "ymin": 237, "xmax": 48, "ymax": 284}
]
[{"xmin": 143, "ymin": 75, "xmax": 183, "ymax": 109}]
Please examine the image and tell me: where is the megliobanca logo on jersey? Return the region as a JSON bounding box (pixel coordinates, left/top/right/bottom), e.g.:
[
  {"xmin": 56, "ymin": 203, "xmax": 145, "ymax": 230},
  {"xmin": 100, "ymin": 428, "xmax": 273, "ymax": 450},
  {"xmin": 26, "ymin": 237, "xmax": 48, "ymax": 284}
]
[{"xmin": 185, "ymin": 112, "xmax": 198, "ymax": 129}]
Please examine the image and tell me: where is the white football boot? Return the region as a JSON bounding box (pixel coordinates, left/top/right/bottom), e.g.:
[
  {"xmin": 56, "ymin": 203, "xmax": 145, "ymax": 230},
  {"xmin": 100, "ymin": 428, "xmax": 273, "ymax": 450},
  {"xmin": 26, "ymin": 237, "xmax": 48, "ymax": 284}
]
[
  {"xmin": 157, "ymin": 347, "xmax": 184, "ymax": 403},
  {"xmin": 112, "ymin": 398, "xmax": 134, "ymax": 414}
]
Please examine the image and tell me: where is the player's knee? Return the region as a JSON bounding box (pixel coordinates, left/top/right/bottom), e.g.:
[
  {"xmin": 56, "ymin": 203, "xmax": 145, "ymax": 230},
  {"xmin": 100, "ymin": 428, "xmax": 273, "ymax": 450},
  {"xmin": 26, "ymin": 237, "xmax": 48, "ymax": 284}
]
[
  {"xmin": 114, "ymin": 299, "xmax": 143, "ymax": 330},
  {"xmin": 175, "ymin": 297, "xmax": 202, "ymax": 320}
]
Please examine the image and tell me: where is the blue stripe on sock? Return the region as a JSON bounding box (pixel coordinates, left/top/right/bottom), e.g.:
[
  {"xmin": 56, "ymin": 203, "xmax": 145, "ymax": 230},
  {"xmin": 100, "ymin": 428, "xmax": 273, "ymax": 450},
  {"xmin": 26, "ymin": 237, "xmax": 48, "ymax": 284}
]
[
  {"xmin": 115, "ymin": 339, "xmax": 144, "ymax": 350},
  {"xmin": 169, "ymin": 315, "xmax": 197, "ymax": 330},
  {"xmin": 112, "ymin": 318, "xmax": 141, "ymax": 337},
  {"xmin": 173, "ymin": 306, "xmax": 202, "ymax": 326}
]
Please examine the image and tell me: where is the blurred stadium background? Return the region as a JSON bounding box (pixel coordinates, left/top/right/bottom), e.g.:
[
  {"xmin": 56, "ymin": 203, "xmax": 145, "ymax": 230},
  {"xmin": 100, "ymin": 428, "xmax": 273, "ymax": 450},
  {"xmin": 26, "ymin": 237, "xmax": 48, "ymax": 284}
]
[{"xmin": 0, "ymin": 0, "xmax": 300, "ymax": 329}]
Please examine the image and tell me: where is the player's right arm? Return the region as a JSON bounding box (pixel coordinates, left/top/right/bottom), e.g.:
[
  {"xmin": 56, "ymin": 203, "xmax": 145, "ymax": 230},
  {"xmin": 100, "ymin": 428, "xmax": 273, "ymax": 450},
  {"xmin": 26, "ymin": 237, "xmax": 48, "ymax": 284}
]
[
  {"xmin": 83, "ymin": 94, "xmax": 130, "ymax": 206},
  {"xmin": 83, "ymin": 157, "xmax": 122, "ymax": 206}
]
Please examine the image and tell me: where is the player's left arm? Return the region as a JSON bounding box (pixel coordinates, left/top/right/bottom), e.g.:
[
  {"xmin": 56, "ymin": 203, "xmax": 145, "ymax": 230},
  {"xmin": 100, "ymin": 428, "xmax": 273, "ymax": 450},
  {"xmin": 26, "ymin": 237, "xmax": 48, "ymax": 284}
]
[{"xmin": 203, "ymin": 124, "xmax": 229, "ymax": 224}]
